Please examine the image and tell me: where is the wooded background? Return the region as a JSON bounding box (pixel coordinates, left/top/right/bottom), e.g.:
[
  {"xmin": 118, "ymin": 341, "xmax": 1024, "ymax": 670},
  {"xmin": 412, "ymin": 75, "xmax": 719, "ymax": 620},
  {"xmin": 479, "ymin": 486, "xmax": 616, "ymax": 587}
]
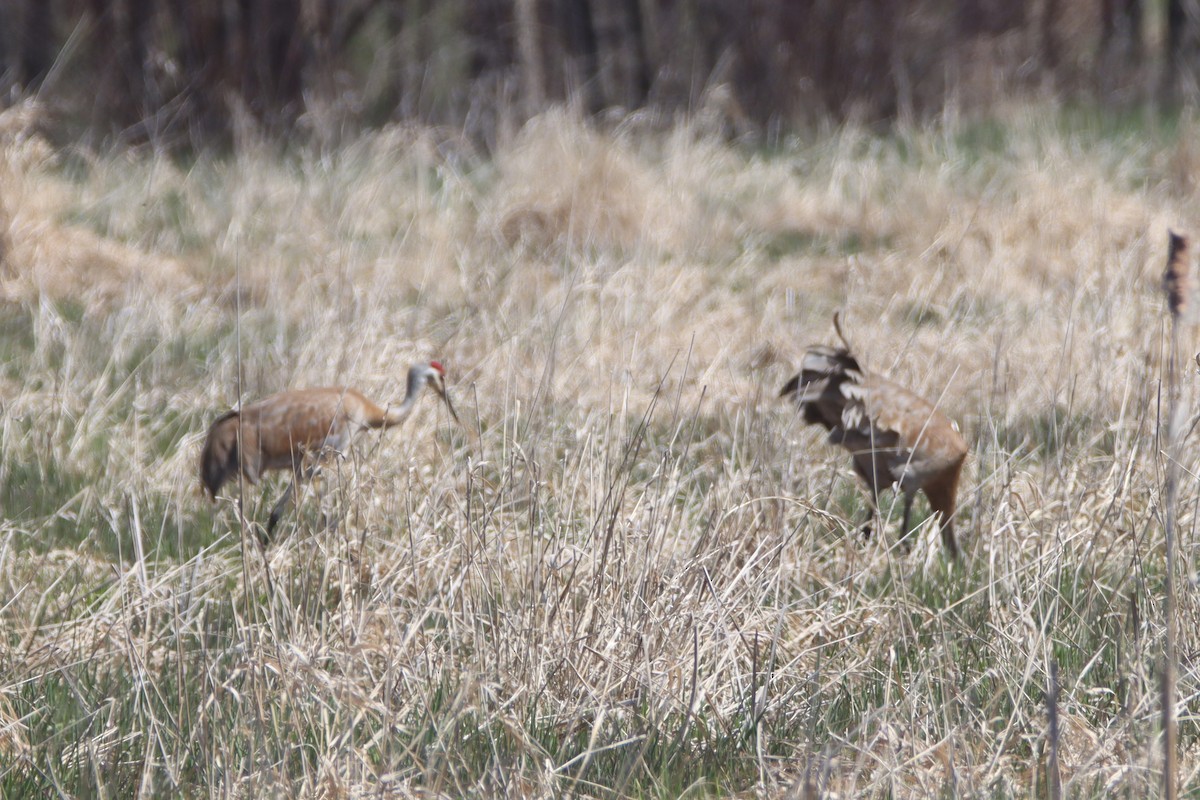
[{"xmin": 0, "ymin": 0, "xmax": 1193, "ymax": 149}]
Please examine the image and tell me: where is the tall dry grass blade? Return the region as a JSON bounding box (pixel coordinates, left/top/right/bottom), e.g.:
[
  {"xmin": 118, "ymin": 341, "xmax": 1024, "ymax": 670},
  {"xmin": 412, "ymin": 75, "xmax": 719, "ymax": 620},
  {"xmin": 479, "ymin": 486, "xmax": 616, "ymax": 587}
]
[
  {"xmin": 1160, "ymin": 229, "xmax": 1189, "ymax": 800},
  {"xmin": 1047, "ymin": 659, "xmax": 1061, "ymax": 800}
]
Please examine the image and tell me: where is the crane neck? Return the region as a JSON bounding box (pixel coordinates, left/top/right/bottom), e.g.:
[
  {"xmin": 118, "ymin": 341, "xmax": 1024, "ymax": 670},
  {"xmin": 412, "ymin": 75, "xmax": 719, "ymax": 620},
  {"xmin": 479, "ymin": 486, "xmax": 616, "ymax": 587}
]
[{"xmin": 379, "ymin": 367, "xmax": 427, "ymax": 427}]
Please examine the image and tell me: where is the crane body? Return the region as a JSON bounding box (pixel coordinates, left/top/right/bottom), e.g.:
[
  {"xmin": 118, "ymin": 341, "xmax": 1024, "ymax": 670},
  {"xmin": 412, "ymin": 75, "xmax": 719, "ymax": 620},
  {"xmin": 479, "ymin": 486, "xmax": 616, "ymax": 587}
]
[
  {"xmin": 781, "ymin": 343, "xmax": 967, "ymax": 558},
  {"xmin": 201, "ymin": 362, "xmax": 458, "ymax": 536}
]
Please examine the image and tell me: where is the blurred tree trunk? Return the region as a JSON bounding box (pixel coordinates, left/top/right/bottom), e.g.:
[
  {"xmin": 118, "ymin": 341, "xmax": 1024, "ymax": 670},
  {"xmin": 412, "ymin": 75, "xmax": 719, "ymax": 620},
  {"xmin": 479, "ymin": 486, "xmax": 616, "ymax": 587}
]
[
  {"xmin": 310, "ymin": 0, "xmax": 335, "ymax": 98},
  {"xmin": 0, "ymin": 3, "xmax": 15, "ymax": 94},
  {"xmin": 87, "ymin": 0, "xmax": 155, "ymax": 137},
  {"xmin": 244, "ymin": 0, "xmax": 308, "ymax": 123},
  {"xmin": 619, "ymin": 0, "xmax": 652, "ymax": 108},
  {"xmin": 330, "ymin": 0, "xmax": 378, "ymax": 51},
  {"xmin": 634, "ymin": 0, "xmax": 660, "ymax": 103},
  {"xmin": 1164, "ymin": 0, "xmax": 1200, "ymax": 103},
  {"xmin": 125, "ymin": 0, "xmax": 153, "ymax": 120},
  {"xmin": 3, "ymin": 0, "xmax": 1182, "ymax": 150},
  {"xmin": 1039, "ymin": 0, "xmax": 1062, "ymax": 74},
  {"xmin": 467, "ymin": 0, "xmax": 516, "ymax": 79},
  {"xmin": 556, "ymin": 0, "xmax": 601, "ymax": 113},
  {"xmin": 397, "ymin": 0, "xmax": 426, "ymax": 119},
  {"xmin": 1098, "ymin": 0, "xmax": 1142, "ymax": 98},
  {"xmin": 514, "ymin": 0, "xmax": 545, "ymax": 113},
  {"xmin": 1101, "ymin": 0, "xmax": 1143, "ymax": 60},
  {"xmin": 167, "ymin": 0, "xmax": 233, "ymax": 143},
  {"xmin": 17, "ymin": 0, "xmax": 55, "ymax": 89},
  {"xmin": 778, "ymin": 0, "xmax": 901, "ymax": 122},
  {"xmin": 957, "ymin": 0, "xmax": 1025, "ymax": 36}
]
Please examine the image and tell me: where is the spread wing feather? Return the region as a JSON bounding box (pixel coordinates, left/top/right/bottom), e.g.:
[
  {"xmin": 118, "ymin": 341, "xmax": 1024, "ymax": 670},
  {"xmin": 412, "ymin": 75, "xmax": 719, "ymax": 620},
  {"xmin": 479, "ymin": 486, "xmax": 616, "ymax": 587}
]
[
  {"xmin": 781, "ymin": 345, "xmax": 873, "ymax": 434},
  {"xmin": 780, "ymin": 345, "xmax": 950, "ymax": 483}
]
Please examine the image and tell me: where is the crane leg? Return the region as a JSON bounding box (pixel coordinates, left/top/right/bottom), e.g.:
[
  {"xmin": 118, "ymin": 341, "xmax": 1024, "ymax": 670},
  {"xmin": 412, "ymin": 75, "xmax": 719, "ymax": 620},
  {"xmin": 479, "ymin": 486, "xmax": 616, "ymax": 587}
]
[
  {"xmin": 940, "ymin": 520, "xmax": 959, "ymax": 560},
  {"xmin": 266, "ymin": 464, "xmax": 317, "ymax": 539},
  {"xmin": 266, "ymin": 480, "xmax": 297, "ymax": 538},
  {"xmin": 851, "ymin": 460, "xmax": 880, "ymax": 543},
  {"xmin": 858, "ymin": 505, "xmax": 876, "ymax": 542}
]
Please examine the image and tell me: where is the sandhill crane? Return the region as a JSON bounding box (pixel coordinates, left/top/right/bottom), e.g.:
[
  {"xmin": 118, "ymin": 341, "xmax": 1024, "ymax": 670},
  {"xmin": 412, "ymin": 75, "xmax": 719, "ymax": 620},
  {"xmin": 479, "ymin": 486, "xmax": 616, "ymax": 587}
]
[
  {"xmin": 201, "ymin": 361, "xmax": 460, "ymax": 537},
  {"xmin": 780, "ymin": 319, "xmax": 967, "ymax": 559}
]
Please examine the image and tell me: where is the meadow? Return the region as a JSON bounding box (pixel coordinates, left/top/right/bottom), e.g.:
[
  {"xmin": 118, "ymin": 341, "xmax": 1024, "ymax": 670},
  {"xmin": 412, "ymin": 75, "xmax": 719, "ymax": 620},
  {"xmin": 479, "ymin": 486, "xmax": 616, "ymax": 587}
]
[{"xmin": 0, "ymin": 101, "xmax": 1196, "ymax": 797}]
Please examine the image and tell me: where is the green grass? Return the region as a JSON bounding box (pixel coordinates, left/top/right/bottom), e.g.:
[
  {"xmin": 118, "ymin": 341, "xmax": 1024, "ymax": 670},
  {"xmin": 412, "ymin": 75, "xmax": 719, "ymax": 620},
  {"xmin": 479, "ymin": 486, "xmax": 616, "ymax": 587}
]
[{"xmin": 0, "ymin": 102, "xmax": 1192, "ymax": 796}]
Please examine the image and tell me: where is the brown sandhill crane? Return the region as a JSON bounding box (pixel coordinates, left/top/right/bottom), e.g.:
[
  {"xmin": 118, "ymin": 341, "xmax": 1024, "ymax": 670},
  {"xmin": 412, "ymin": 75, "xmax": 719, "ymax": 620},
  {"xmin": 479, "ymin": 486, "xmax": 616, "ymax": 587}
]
[
  {"xmin": 201, "ymin": 361, "xmax": 460, "ymax": 537},
  {"xmin": 780, "ymin": 319, "xmax": 967, "ymax": 559}
]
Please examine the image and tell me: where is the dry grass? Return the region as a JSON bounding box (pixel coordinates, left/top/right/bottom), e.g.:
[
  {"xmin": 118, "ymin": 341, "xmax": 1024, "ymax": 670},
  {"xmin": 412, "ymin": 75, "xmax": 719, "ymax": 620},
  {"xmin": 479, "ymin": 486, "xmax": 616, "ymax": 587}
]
[{"xmin": 0, "ymin": 102, "xmax": 1198, "ymax": 797}]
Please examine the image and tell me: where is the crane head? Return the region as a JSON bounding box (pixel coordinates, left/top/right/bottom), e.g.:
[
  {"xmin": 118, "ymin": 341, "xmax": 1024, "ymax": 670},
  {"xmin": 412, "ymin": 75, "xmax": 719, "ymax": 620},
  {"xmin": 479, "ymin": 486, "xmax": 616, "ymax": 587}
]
[{"xmin": 423, "ymin": 361, "xmax": 461, "ymax": 424}]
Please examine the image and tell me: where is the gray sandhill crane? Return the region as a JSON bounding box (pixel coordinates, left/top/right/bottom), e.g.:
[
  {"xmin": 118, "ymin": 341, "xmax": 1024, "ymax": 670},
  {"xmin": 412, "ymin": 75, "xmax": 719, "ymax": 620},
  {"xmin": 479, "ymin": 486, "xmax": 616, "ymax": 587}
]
[
  {"xmin": 780, "ymin": 319, "xmax": 967, "ymax": 559},
  {"xmin": 201, "ymin": 361, "xmax": 460, "ymax": 537}
]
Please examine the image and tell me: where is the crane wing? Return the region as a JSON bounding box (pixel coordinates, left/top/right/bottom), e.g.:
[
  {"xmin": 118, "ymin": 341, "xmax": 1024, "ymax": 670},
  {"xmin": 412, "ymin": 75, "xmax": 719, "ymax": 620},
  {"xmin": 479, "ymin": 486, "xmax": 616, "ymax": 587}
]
[{"xmin": 780, "ymin": 346, "xmax": 867, "ymax": 430}]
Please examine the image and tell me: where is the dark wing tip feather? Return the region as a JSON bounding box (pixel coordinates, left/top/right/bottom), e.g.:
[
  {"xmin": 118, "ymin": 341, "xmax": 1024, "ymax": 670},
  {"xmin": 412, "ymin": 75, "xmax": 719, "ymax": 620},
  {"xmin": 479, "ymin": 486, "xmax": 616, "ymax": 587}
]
[{"xmin": 779, "ymin": 374, "xmax": 801, "ymax": 398}]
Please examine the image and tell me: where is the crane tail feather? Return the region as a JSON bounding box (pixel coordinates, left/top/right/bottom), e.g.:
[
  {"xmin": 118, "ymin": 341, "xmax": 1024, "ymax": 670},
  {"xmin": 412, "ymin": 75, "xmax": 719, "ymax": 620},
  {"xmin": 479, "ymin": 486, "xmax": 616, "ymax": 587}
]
[{"xmin": 200, "ymin": 410, "xmax": 241, "ymax": 499}]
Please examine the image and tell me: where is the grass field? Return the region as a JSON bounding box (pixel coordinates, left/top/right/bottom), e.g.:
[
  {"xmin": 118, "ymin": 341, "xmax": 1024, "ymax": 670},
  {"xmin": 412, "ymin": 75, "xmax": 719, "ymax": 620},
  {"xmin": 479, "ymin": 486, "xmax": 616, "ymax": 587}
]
[{"xmin": 0, "ymin": 101, "xmax": 1198, "ymax": 797}]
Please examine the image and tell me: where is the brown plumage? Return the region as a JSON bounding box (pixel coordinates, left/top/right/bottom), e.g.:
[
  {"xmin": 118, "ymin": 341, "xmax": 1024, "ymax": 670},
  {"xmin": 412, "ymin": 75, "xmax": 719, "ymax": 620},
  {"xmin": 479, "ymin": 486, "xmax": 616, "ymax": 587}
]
[
  {"xmin": 780, "ymin": 325, "xmax": 967, "ymax": 558},
  {"xmin": 200, "ymin": 361, "xmax": 459, "ymax": 536}
]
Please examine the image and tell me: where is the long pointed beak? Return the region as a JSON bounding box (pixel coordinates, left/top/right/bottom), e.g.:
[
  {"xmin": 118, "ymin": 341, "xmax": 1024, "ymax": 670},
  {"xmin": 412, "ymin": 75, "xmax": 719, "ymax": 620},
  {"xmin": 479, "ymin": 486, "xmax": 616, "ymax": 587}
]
[{"xmin": 433, "ymin": 380, "xmax": 461, "ymax": 425}]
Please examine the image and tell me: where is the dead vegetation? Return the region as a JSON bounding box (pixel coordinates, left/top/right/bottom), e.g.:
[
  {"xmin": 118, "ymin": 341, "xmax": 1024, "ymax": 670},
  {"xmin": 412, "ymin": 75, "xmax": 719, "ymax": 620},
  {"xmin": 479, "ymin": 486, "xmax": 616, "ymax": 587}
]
[{"xmin": 0, "ymin": 103, "xmax": 1196, "ymax": 796}]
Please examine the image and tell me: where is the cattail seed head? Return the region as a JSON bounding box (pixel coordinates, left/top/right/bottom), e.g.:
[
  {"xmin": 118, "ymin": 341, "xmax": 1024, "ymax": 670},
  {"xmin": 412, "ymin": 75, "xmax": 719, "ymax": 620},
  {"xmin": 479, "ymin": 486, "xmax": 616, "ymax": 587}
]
[{"xmin": 1164, "ymin": 230, "xmax": 1192, "ymax": 319}]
